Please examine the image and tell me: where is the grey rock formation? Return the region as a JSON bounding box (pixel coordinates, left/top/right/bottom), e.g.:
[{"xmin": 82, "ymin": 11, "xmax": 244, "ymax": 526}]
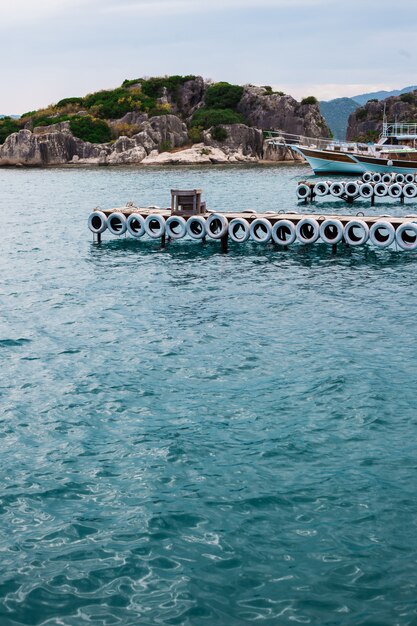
[
  {"xmin": 106, "ymin": 136, "xmax": 147, "ymax": 165},
  {"xmin": 0, "ymin": 129, "xmax": 105, "ymax": 165},
  {"xmin": 137, "ymin": 115, "xmax": 189, "ymax": 149},
  {"xmin": 33, "ymin": 121, "xmax": 72, "ymax": 135},
  {"xmin": 347, "ymin": 91, "xmax": 417, "ymax": 141},
  {"xmin": 203, "ymin": 124, "xmax": 263, "ymax": 157},
  {"xmin": 237, "ymin": 85, "xmax": 330, "ymax": 138},
  {"xmin": 0, "ymin": 115, "xmax": 189, "ymax": 166},
  {"xmin": 110, "ymin": 111, "xmax": 149, "ymax": 127},
  {"xmin": 170, "ymin": 76, "xmax": 207, "ymax": 118},
  {"xmin": 262, "ymin": 140, "xmax": 305, "ymax": 162}
]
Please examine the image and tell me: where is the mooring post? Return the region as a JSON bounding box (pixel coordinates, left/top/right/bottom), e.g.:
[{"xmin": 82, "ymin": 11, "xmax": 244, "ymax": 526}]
[
  {"xmin": 401, "ymin": 194, "xmax": 405, "ymax": 205},
  {"xmin": 371, "ymin": 195, "xmax": 375, "ymax": 207},
  {"xmin": 161, "ymin": 233, "xmax": 166, "ymax": 248},
  {"xmin": 93, "ymin": 232, "xmax": 102, "ymax": 244},
  {"xmin": 202, "ymin": 236, "xmax": 206, "ymax": 244},
  {"xmin": 332, "ymin": 243, "xmax": 337, "ymax": 254},
  {"xmin": 221, "ymin": 233, "xmax": 229, "ymax": 253}
]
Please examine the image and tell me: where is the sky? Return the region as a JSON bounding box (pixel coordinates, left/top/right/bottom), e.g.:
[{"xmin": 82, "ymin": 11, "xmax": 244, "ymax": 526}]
[{"xmin": 1, "ymin": 0, "xmax": 416, "ymax": 113}]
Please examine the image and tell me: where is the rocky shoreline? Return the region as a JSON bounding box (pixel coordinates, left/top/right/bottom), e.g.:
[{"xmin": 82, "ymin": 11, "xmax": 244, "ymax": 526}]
[
  {"xmin": 0, "ymin": 119, "xmax": 306, "ymax": 167},
  {"xmin": 0, "ymin": 79, "xmax": 329, "ymax": 167}
]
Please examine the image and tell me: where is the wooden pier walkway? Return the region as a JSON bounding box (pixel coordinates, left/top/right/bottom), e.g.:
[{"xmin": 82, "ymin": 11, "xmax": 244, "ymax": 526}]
[{"xmin": 88, "ymin": 189, "xmax": 417, "ymax": 252}]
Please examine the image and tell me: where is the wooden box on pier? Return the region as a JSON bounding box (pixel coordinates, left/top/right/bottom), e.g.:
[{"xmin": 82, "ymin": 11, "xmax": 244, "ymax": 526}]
[{"xmin": 171, "ymin": 189, "xmax": 206, "ymax": 215}]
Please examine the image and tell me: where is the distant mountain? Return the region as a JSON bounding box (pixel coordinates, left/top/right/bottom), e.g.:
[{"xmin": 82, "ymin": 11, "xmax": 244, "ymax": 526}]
[
  {"xmin": 320, "ymin": 97, "xmax": 359, "ymax": 140},
  {"xmin": 353, "ymin": 86, "xmax": 417, "ymax": 106}
]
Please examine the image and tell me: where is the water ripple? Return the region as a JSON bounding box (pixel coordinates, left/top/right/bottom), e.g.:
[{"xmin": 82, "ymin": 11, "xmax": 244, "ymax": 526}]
[{"xmin": 1, "ymin": 165, "xmax": 417, "ymax": 625}]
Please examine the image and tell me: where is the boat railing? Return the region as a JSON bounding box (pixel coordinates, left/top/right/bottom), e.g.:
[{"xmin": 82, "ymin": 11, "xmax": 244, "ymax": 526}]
[
  {"xmin": 264, "ymin": 130, "xmax": 361, "ymax": 151},
  {"xmin": 382, "ymin": 122, "xmax": 417, "ymax": 138}
]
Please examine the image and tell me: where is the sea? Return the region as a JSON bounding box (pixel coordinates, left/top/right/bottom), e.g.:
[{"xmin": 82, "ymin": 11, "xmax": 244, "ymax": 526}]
[{"xmin": 1, "ymin": 163, "xmax": 417, "ymax": 626}]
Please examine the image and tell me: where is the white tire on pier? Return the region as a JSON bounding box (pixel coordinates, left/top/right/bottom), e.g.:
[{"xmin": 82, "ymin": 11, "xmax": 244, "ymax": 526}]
[
  {"xmin": 345, "ymin": 181, "xmax": 360, "ymax": 197},
  {"xmin": 330, "ymin": 181, "xmax": 345, "ymax": 197},
  {"xmin": 395, "ymin": 222, "xmax": 417, "ymax": 250},
  {"xmin": 404, "ymin": 173, "xmax": 415, "ymax": 184},
  {"xmin": 362, "ymin": 172, "xmax": 373, "ymax": 183},
  {"xmin": 165, "ymin": 215, "xmax": 187, "ymax": 239},
  {"xmin": 297, "ymin": 183, "xmax": 311, "ymax": 200},
  {"xmin": 344, "ymin": 220, "xmax": 369, "ymax": 246},
  {"xmin": 403, "ymin": 183, "xmax": 417, "ymax": 199},
  {"xmin": 359, "ymin": 183, "xmax": 374, "ymax": 198},
  {"xmin": 395, "ymin": 173, "xmax": 405, "ymax": 183},
  {"xmin": 88, "ymin": 210, "xmax": 107, "ymax": 234},
  {"xmin": 313, "ymin": 181, "xmax": 329, "ymax": 197},
  {"xmin": 382, "ymin": 173, "xmax": 394, "ymax": 184},
  {"xmin": 296, "ymin": 218, "xmax": 320, "ymax": 244},
  {"xmin": 271, "ymin": 220, "xmax": 297, "ymax": 246},
  {"xmin": 144, "ymin": 214, "xmax": 166, "ymax": 238},
  {"xmin": 206, "ymin": 213, "xmax": 229, "ymax": 239},
  {"xmin": 126, "ymin": 213, "xmax": 146, "ymax": 238},
  {"xmin": 369, "ymin": 221, "xmax": 396, "ymax": 248},
  {"xmin": 372, "ymin": 172, "xmax": 382, "ymax": 183},
  {"xmin": 374, "ymin": 182, "xmax": 388, "ymax": 197},
  {"xmin": 186, "ymin": 216, "xmax": 206, "ymax": 240},
  {"xmin": 319, "ymin": 219, "xmax": 344, "ymax": 245},
  {"xmin": 228, "ymin": 218, "xmax": 250, "ymax": 243},
  {"xmin": 250, "ymin": 218, "xmax": 272, "ymax": 243},
  {"xmin": 388, "ymin": 183, "xmax": 403, "ymax": 198},
  {"xmin": 107, "ymin": 212, "xmax": 127, "ymax": 236}
]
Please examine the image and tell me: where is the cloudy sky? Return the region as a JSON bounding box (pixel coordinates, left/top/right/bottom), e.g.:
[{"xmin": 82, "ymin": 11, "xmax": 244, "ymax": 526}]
[{"xmin": 1, "ymin": 0, "xmax": 416, "ymax": 113}]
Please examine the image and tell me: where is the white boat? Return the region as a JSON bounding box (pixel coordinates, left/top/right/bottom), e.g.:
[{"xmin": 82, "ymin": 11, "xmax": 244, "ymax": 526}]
[{"xmin": 265, "ymin": 122, "xmax": 417, "ymax": 175}]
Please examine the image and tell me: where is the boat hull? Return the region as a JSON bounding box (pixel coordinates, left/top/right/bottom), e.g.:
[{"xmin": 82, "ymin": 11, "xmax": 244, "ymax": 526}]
[{"xmin": 292, "ymin": 146, "xmax": 417, "ymax": 175}]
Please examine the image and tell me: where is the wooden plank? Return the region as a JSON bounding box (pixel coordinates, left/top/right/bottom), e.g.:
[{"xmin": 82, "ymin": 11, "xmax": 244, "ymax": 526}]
[{"xmin": 101, "ymin": 207, "xmax": 417, "ymax": 227}]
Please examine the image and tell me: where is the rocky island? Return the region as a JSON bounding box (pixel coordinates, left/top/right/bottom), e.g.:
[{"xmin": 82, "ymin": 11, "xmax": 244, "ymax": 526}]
[
  {"xmin": 0, "ymin": 76, "xmax": 330, "ymax": 167},
  {"xmin": 347, "ymin": 89, "xmax": 417, "ymax": 141}
]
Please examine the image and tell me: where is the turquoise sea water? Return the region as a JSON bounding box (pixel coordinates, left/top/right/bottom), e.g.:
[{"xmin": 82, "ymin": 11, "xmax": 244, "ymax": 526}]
[{"xmin": 1, "ymin": 163, "xmax": 417, "ymax": 626}]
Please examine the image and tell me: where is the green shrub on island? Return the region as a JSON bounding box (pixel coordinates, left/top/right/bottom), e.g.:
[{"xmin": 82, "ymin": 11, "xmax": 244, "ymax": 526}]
[
  {"xmin": 83, "ymin": 88, "xmax": 155, "ymax": 119},
  {"xmin": 32, "ymin": 114, "xmax": 72, "ymax": 128},
  {"xmin": 191, "ymin": 108, "xmax": 245, "ymax": 129},
  {"xmin": 211, "ymin": 125, "xmax": 228, "ymax": 141},
  {"xmin": 31, "ymin": 113, "xmax": 111, "ymax": 143},
  {"xmin": 204, "ymin": 82, "xmax": 243, "ymax": 110},
  {"xmin": 353, "ymin": 130, "xmax": 380, "ymax": 143},
  {"xmin": 0, "ymin": 117, "xmax": 20, "ymax": 143},
  {"xmin": 188, "ymin": 126, "xmax": 203, "ymax": 143},
  {"xmin": 159, "ymin": 140, "xmax": 172, "ymax": 152},
  {"xmin": 69, "ymin": 117, "xmax": 111, "ymax": 143},
  {"xmin": 140, "ymin": 75, "xmax": 197, "ymax": 99},
  {"xmin": 20, "ymin": 110, "xmax": 38, "ymax": 119},
  {"xmin": 261, "ymin": 86, "xmax": 285, "ymax": 96},
  {"xmin": 56, "ymin": 97, "xmax": 84, "ymax": 108},
  {"xmin": 301, "ymin": 96, "xmax": 318, "ymax": 105},
  {"xmin": 400, "ymin": 92, "xmax": 416, "ymax": 105}
]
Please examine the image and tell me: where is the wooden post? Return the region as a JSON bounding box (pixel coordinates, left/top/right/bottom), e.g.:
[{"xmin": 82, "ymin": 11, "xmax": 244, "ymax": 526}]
[
  {"xmin": 221, "ymin": 233, "xmax": 228, "ymax": 253},
  {"xmin": 161, "ymin": 233, "xmax": 166, "ymax": 248},
  {"xmin": 332, "ymin": 243, "xmax": 337, "ymax": 254},
  {"xmin": 401, "ymin": 193, "xmax": 405, "ymax": 205},
  {"xmin": 371, "ymin": 195, "xmax": 375, "ymax": 207},
  {"xmin": 93, "ymin": 232, "xmax": 101, "ymax": 244}
]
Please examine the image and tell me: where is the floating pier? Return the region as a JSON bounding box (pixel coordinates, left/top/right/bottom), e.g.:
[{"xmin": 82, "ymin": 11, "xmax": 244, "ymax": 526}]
[
  {"xmin": 88, "ymin": 189, "xmax": 417, "ymax": 252},
  {"xmin": 298, "ymin": 171, "xmax": 417, "ymax": 205}
]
